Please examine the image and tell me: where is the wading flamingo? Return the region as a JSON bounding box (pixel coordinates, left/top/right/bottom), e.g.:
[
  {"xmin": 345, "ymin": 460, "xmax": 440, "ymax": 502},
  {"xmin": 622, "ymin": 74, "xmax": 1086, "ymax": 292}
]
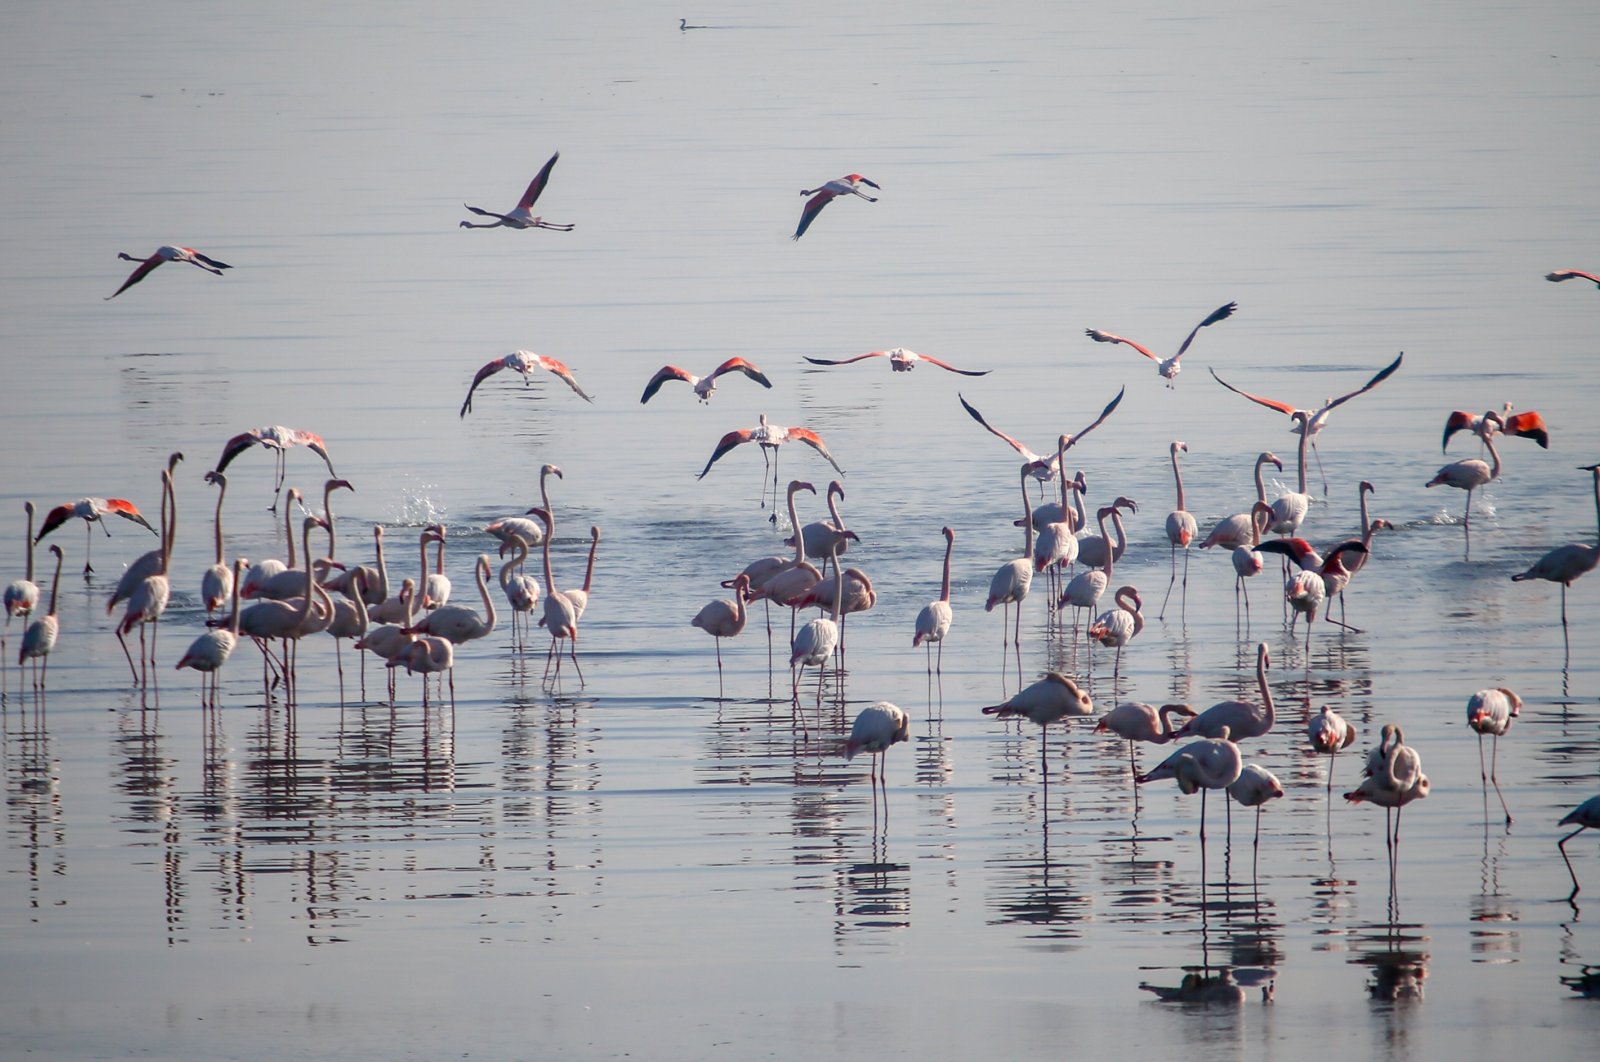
[
  {"xmin": 1085, "ymin": 301, "xmax": 1237, "ymax": 387},
  {"xmin": 1511, "ymin": 462, "xmax": 1600, "ymax": 653},
  {"xmin": 1162, "ymin": 441, "xmax": 1198, "ymax": 619},
  {"xmin": 1089, "ymin": 585, "xmax": 1144, "ymax": 679},
  {"xmin": 1346, "ymin": 727, "xmax": 1430, "ymax": 894},
  {"xmin": 804, "ymin": 348, "xmax": 989, "ymax": 376},
  {"xmin": 987, "ymin": 465, "xmax": 1036, "ymax": 666},
  {"xmin": 1306, "ymin": 705, "xmax": 1357, "ymax": 793},
  {"xmin": 460, "ymin": 351, "xmax": 594, "ymax": 416},
  {"xmin": 1443, "ymin": 404, "xmax": 1549, "ymax": 451},
  {"xmin": 1427, "ymin": 411, "xmax": 1503, "ymax": 554},
  {"xmin": 485, "ymin": 463, "xmax": 562, "ymax": 550},
  {"xmin": 1137, "ymin": 727, "xmax": 1244, "ymax": 847},
  {"xmin": 793, "ymin": 173, "xmax": 879, "ymax": 240},
  {"xmin": 106, "ymin": 245, "xmax": 231, "ymax": 299},
  {"xmin": 692, "ymin": 572, "xmax": 752, "ymax": 680},
  {"xmin": 640, "ymin": 357, "xmax": 771, "ymax": 403},
  {"xmin": 409, "ymin": 555, "xmax": 497, "ymax": 647},
  {"xmin": 5, "ymin": 503, "xmax": 40, "ymax": 675},
  {"xmin": 17, "ymin": 545, "xmax": 64, "ymax": 695},
  {"xmin": 1228, "ymin": 764, "xmax": 1285, "ymax": 875},
  {"xmin": 1558, "ymin": 795, "xmax": 1600, "ymax": 899},
  {"xmin": 1200, "ymin": 452, "xmax": 1284, "ymax": 550},
  {"xmin": 177, "ymin": 558, "xmax": 246, "ymax": 709},
  {"xmin": 913, "ymin": 527, "xmax": 955, "ymax": 675},
  {"xmin": 1177, "ymin": 642, "xmax": 1274, "ymax": 742},
  {"xmin": 527, "ymin": 508, "xmax": 582, "ymax": 683},
  {"xmin": 459, "ymin": 151, "xmax": 573, "ymax": 230},
  {"xmin": 200, "ymin": 472, "xmax": 233, "ymax": 615},
  {"xmin": 981, "ymin": 673, "xmax": 1094, "ymax": 778},
  {"xmin": 1095, "ymin": 701, "xmax": 1197, "ymax": 778},
  {"xmin": 789, "ymin": 543, "xmax": 844, "ymax": 710},
  {"xmin": 1229, "ymin": 503, "xmax": 1275, "ymax": 625},
  {"xmin": 1466, "ymin": 688, "xmax": 1520, "ymax": 825},
  {"xmin": 846, "ymin": 702, "xmax": 910, "ymax": 794},
  {"xmin": 787, "ymin": 481, "xmax": 852, "ymax": 578}
]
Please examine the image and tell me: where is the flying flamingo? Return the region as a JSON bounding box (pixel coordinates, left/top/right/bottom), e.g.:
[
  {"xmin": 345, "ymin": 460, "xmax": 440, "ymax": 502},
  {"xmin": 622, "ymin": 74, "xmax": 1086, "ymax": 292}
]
[
  {"xmin": 1161, "ymin": 441, "xmax": 1198, "ymax": 619},
  {"xmin": 803, "ymin": 348, "xmax": 989, "ymax": 376},
  {"xmin": 214, "ymin": 426, "xmax": 337, "ymax": 512},
  {"xmin": 1227, "ymin": 764, "xmax": 1285, "ymax": 876},
  {"xmin": 177, "ymin": 558, "xmax": 246, "ymax": 709},
  {"xmin": 1089, "ymin": 585, "xmax": 1144, "ymax": 680},
  {"xmin": 4, "ymin": 502, "xmax": 40, "ymax": 683},
  {"xmin": 958, "ymin": 386, "xmax": 1125, "ymax": 492},
  {"xmin": 459, "ymin": 151, "xmax": 573, "ymax": 230},
  {"xmin": 1443, "ymin": 404, "xmax": 1549, "ymax": 451},
  {"xmin": 36, "ymin": 496, "xmax": 156, "ymax": 577},
  {"xmin": 793, "ymin": 173, "xmax": 879, "ymax": 240},
  {"xmin": 640, "ymin": 357, "xmax": 772, "ymax": 404},
  {"xmin": 1208, "ymin": 352, "xmax": 1404, "ymax": 493},
  {"xmin": 1546, "ymin": 268, "xmax": 1600, "ymax": 289},
  {"xmin": 1094, "ymin": 701, "xmax": 1196, "ymax": 778},
  {"xmin": 16, "ymin": 545, "xmax": 63, "ymax": 696},
  {"xmin": 105, "ymin": 245, "xmax": 231, "ymax": 300},
  {"xmin": 1558, "ymin": 795, "xmax": 1600, "ymax": 899},
  {"xmin": 1137, "ymin": 727, "xmax": 1244, "ymax": 848},
  {"xmin": 1200, "ymin": 452, "xmax": 1284, "ymax": 550},
  {"xmin": 846, "ymin": 702, "xmax": 910, "ymax": 796},
  {"xmin": 459, "ymin": 351, "xmax": 594, "ymax": 417},
  {"xmin": 1085, "ymin": 301, "xmax": 1237, "ymax": 387},
  {"xmin": 697, "ymin": 414, "xmax": 845, "ymax": 514},
  {"xmin": 1511, "ymin": 462, "xmax": 1600, "ymax": 653},
  {"xmin": 913, "ymin": 527, "xmax": 955, "ymax": 675},
  {"xmin": 981, "ymin": 673, "xmax": 1094, "ymax": 779},
  {"xmin": 987, "ymin": 465, "xmax": 1036, "ymax": 668},
  {"xmin": 1427, "ymin": 410, "xmax": 1503, "ymax": 555},
  {"xmin": 1467, "ymin": 688, "xmax": 1521, "ymax": 825},
  {"xmin": 1176, "ymin": 642, "xmax": 1275, "ymax": 742},
  {"xmin": 692, "ymin": 573, "xmax": 752, "ymax": 681}
]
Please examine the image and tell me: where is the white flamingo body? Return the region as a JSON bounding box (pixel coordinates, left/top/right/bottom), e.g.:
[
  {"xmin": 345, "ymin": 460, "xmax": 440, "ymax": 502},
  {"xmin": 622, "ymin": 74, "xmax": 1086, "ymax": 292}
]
[
  {"xmin": 409, "ymin": 555, "xmax": 496, "ymax": 645},
  {"xmin": 804, "ymin": 348, "xmax": 989, "ymax": 376},
  {"xmin": 640, "ymin": 357, "xmax": 771, "ymax": 403},
  {"xmin": 794, "ymin": 173, "xmax": 880, "ymax": 240},
  {"xmin": 913, "ymin": 527, "xmax": 955, "ymax": 672},
  {"xmin": 106, "ymin": 245, "xmax": 231, "ymax": 299},
  {"xmin": 1085, "ymin": 301, "xmax": 1237, "ymax": 386},
  {"xmin": 459, "ymin": 351, "xmax": 594, "ymax": 417},
  {"xmin": 1178, "ymin": 642, "xmax": 1274, "ymax": 741},
  {"xmin": 17, "ymin": 545, "xmax": 64, "ymax": 687}
]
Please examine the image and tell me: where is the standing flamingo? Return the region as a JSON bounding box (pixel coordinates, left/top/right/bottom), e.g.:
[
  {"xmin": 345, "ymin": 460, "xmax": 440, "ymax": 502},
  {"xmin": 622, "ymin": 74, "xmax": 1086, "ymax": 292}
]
[
  {"xmin": 36, "ymin": 496, "xmax": 156, "ymax": 577},
  {"xmin": 1085, "ymin": 301, "xmax": 1237, "ymax": 387},
  {"xmin": 1200, "ymin": 452, "xmax": 1284, "ymax": 550},
  {"xmin": 1558, "ymin": 795, "xmax": 1600, "ymax": 899},
  {"xmin": 1511, "ymin": 462, "xmax": 1600, "ymax": 654},
  {"xmin": 1229, "ymin": 502, "xmax": 1275, "ymax": 625},
  {"xmin": 1306, "ymin": 705, "xmax": 1357, "ymax": 792},
  {"xmin": 1177, "ymin": 642, "xmax": 1274, "ymax": 742},
  {"xmin": 743, "ymin": 481, "xmax": 821, "ymax": 649},
  {"xmin": 213, "ymin": 427, "xmax": 337, "ymax": 512},
  {"xmin": 640, "ymin": 357, "xmax": 772, "ymax": 403},
  {"xmin": 106, "ymin": 452, "xmax": 182, "ymax": 617},
  {"xmin": 459, "ymin": 151, "xmax": 573, "ymax": 230},
  {"xmin": 459, "ymin": 351, "xmax": 594, "ymax": 416},
  {"xmin": 113, "ymin": 466, "xmax": 178, "ymax": 688},
  {"xmin": 1255, "ymin": 538, "xmax": 1369, "ymax": 640},
  {"xmin": 692, "ymin": 572, "xmax": 752, "ymax": 680},
  {"xmin": 1088, "ymin": 585, "xmax": 1144, "ymax": 680},
  {"xmin": 1059, "ymin": 505, "xmax": 1117, "ymax": 642},
  {"xmin": 958, "ymin": 387, "xmax": 1125, "ymax": 492},
  {"xmin": 17, "ymin": 545, "xmax": 64, "ymax": 695},
  {"xmin": 987, "ymin": 465, "xmax": 1036, "ymax": 669},
  {"xmin": 497, "ymin": 540, "xmax": 540, "ymax": 644},
  {"xmin": 846, "ymin": 702, "xmax": 910, "ymax": 794},
  {"xmin": 526, "ymin": 508, "xmax": 582, "ymax": 683},
  {"xmin": 789, "ymin": 543, "xmax": 844, "ymax": 709},
  {"xmin": 803, "ymin": 348, "xmax": 989, "ymax": 376},
  {"xmin": 1346, "ymin": 727, "xmax": 1430, "ymax": 894},
  {"xmin": 1161, "ymin": 441, "xmax": 1198, "ymax": 619},
  {"xmin": 238, "ymin": 516, "xmax": 326, "ymax": 702},
  {"xmin": 793, "ymin": 173, "xmax": 879, "ymax": 240},
  {"xmin": 1137, "ymin": 727, "xmax": 1244, "ymax": 847},
  {"xmin": 1467, "ymin": 688, "xmax": 1520, "ymax": 825},
  {"xmin": 200, "ymin": 472, "xmax": 233, "ymax": 615},
  {"xmin": 393, "ymin": 636, "xmax": 458, "ymax": 712},
  {"xmin": 324, "ymin": 568, "xmax": 372, "ymax": 702},
  {"xmin": 1209, "ymin": 352, "xmax": 1403, "ymax": 493},
  {"xmin": 981, "ymin": 673, "xmax": 1094, "ymax": 778},
  {"xmin": 409, "ymin": 555, "xmax": 497, "ymax": 646},
  {"xmin": 697, "ymin": 414, "xmax": 846, "ymax": 514},
  {"xmin": 913, "ymin": 527, "xmax": 955, "ymax": 675},
  {"xmin": 1076, "ymin": 496, "xmax": 1136, "ymax": 572},
  {"xmin": 787, "ymin": 481, "xmax": 852, "ymax": 578},
  {"xmin": 177, "ymin": 558, "xmax": 246, "ymax": 709},
  {"xmin": 1427, "ymin": 411, "xmax": 1503, "ymax": 554},
  {"xmin": 105, "ymin": 245, "xmax": 231, "ymax": 299},
  {"xmin": 1228, "ymin": 764, "xmax": 1285, "ymax": 875},
  {"xmin": 485, "ymin": 463, "xmax": 562, "ymax": 550},
  {"xmin": 1032, "ymin": 438, "xmax": 1081, "ymax": 604},
  {"xmin": 4, "ymin": 502, "xmax": 40, "ymax": 685},
  {"xmin": 1094, "ymin": 701, "xmax": 1197, "ymax": 778}
]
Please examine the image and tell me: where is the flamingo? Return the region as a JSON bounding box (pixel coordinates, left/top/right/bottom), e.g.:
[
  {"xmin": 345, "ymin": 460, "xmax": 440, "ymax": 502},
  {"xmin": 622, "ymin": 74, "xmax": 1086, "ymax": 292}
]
[
  {"xmin": 692, "ymin": 573, "xmax": 752, "ymax": 679},
  {"xmin": 527, "ymin": 508, "xmax": 582, "ymax": 683},
  {"xmin": 485, "ymin": 464, "xmax": 562, "ymax": 550},
  {"xmin": 1426, "ymin": 411, "xmax": 1503, "ymax": 548},
  {"xmin": 1088, "ymin": 585, "xmax": 1144, "ymax": 679},
  {"xmin": 1267, "ymin": 412, "xmax": 1315, "ymax": 545},
  {"xmin": 981, "ymin": 673, "xmax": 1094, "ymax": 777},
  {"xmin": 1085, "ymin": 301, "xmax": 1237, "ymax": 387},
  {"xmin": 744, "ymin": 481, "xmax": 821, "ymax": 647},
  {"xmin": 5, "ymin": 502, "xmax": 40, "ymax": 681},
  {"xmin": 1076, "ymin": 496, "xmax": 1136, "ymax": 572},
  {"xmin": 1558, "ymin": 795, "xmax": 1600, "ymax": 899},
  {"xmin": 409, "ymin": 555, "xmax": 496, "ymax": 646},
  {"xmin": 552, "ymin": 526, "xmax": 601, "ymax": 623},
  {"xmin": 1059, "ymin": 505, "xmax": 1116, "ymax": 641},
  {"xmin": 113, "ymin": 466, "xmax": 177, "ymax": 688},
  {"xmin": 1467, "ymin": 688, "xmax": 1520, "ymax": 825},
  {"xmin": 213, "ymin": 427, "xmax": 337, "ymax": 512},
  {"xmin": 640, "ymin": 357, "xmax": 772, "ymax": 403},
  {"xmin": 237, "ymin": 516, "xmax": 326, "ymax": 702},
  {"xmin": 392, "ymin": 635, "xmax": 458, "ymax": 712},
  {"xmin": 913, "ymin": 527, "xmax": 955, "ymax": 675},
  {"xmin": 420, "ymin": 525, "xmax": 451, "ymax": 611},
  {"xmin": 1094, "ymin": 701, "xmax": 1197, "ymax": 777},
  {"xmin": 791, "ymin": 565, "xmax": 874, "ymax": 662},
  {"xmin": 1208, "ymin": 352, "xmax": 1404, "ymax": 493},
  {"xmin": 36, "ymin": 496, "xmax": 156, "ymax": 577},
  {"xmin": 1200, "ymin": 452, "xmax": 1284, "ymax": 550},
  {"xmin": 323, "ymin": 521, "xmax": 390, "ymax": 608},
  {"xmin": 793, "ymin": 173, "xmax": 879, "ymax": 240},
  {"xmin": 459, "ymin": 351, "xmax": 594, "ymax": 416},
  {"xmin": 177, "ymin": 558, "xmax": 246, "ymax": 709},
  {"xmin": 1161, "ymin": 441, "xmax": 1199, "ymax": 619},
  {"xmin": 789, "ymin": 543, "xmax": 844, "ymax": 708},
  {"xmin": 845, "ymin": 702, "xmax": 910, "ymax": 793},
  {"xmin": 697, "ymin": 414, "xmax": 845, "ymax": 514},
  {"xmin": 1346, "ymin": 726, "xmax": 1430, "ymax": 891},
  {"xmin": 459, "ymin": 151, "xmax": 573, "ymax": 230},
  {"xmin": 1546, "ymin": 268, "xmax": 1600, "ymax": 289},
  {"xmin": 1511, "ymin": 462, "xmax": 1600, "ymax": 651},
  {"xmin": 1032, "ymin": 437, "xmax": 1081, "ymax": 602},
  {"xmin": 1332, "ymin": 481, "xmax": 1392, "ymax": 628},
  {"xmin": 958, "ymin": 386, "xmax": 1125, "ymax": 490},
  {"xmin": 1137, "ymin": 727, "xmax": 1244, "ymax": 846},
  {"xmin": 786, "ymin": 480, "xmax": 852, "ymax": 578},
  {"xmin": 355, "ymin": 579, "xmax": 417, "ymax": 701},
  {"xmin": 1228, "ymin": 764, "xmax": 1285, "ymax": 875},
  {"xmin": 323, "ymin": 567, "xmax": 372, "ymax": 701},
  {"xmin": 1255, "ymin": 538, "xmax": 1369, "ymax": 639},
  {"xmin": 1229, "ymin": 502, "xmax": 1275, "ymax": 625},
  {"xmin": 803, "ymin": 348, "xmax": 989, "ymax": 376},
  {"xmin": 1306, "ymin": 705, "xmax": 1357, "ymax": 792},
  {"xmin": 16, "ymin": 545, "xmax": 63, "ymax": 694},
  {"xmin": 106, "ymin": 452, "xmax": 182, "ymax": 617},
  {"xmin": 986, "ymin": 465, "xmax": 1036, "ymax": 663},
  {"xmin": 105, "ymin": 245, "xmax": 231, "ymax": 299},
  {"xmin": 1443, "ymin": 404, "xmax": 1549, "ymax": 451},
  {"xmin": 199, "ymin": 472, "xmax": 233, "ymax": 615},
  {"xmin": 1176, "ymin": 642, "xmax": 1274, "ymax": 742},
  {"xmin": 497, "ymin": 540, "xmax": 540, "ymax": 644}
]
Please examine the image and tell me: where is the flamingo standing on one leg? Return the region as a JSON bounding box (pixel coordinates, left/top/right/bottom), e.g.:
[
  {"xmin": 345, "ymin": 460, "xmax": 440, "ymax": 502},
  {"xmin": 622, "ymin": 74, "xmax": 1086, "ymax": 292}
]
[
  {"xmin": 1558, "ymin": 795, "xmax": 1600, "ymax": 900},
  {"xmin": 1227, "ymin": 764, "xmax": 1285, "ymax": 878},
  {"xmin": 789, "ymin": 543, "xmax": 844, "ymax": 714},
  {"xmin": 981, "ymin": 673, "xmax": 1094, "ymax": 780},
  {"xmin": 1229, "ymin": 502, "xmax": 1274, "ymax": 627},
  {"xmin": 640, "ymin": 357, "xmax": 772, "ymax": 403},
  {"xmin": 213, "ymin": 426, "xmax": 338, "ymax": 512},
  {"xmin": 1466, "ymin": 688, "xmax": 1520, "ymax": 825},
  {"xmin": 1137, "ymin": 727, "xmax": 1244, "ymax": 853},
  {"xmin": 793, "ymin": 173, "xmax": 879, "ymax": 240},
  {"xmin": 459, "ymin": 351, "xmax": 594, "ymax": 416},
  {"xmin": 692, "ymin": 573, "xmax": 752, "ymax": 683},
  {"xmin": 1511, "ymin": 462, "xmax": 1600, "ymax": 657},
  {"xmin": 1306, "ymin": 705, "xmax": 1357, "ymax": 793},
  {"xmin": 460, "ymin": 151, "xmax": 574, "ymax": 230},
  {"xmin": 1085, "ymin": 301, "xmax": 1237, "ymax": 387},
  {"xmin": 845, "ymin": 702, "xmax": 910, "ymax": 797},
  {"xmin": 1094, "ymin": 701, "xmax": 1196, "ymax": 779},
  {"xmin": 1161, "ymin": 441, "xmax": 1198, "ymax": 620},
  {"xmin": 913, "ymin": 527, "xmax": 955, "ymax": 676},
  {"xmin": 106, "ymin": 245, "xmax": 231, "ymax": 299}
]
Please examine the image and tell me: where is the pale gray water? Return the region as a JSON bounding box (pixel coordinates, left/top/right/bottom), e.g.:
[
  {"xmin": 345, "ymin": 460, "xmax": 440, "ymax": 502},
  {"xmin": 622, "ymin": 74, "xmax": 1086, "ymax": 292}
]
[{"xmin": 4, "ymin": 2, "xmax": 1600, "ymax": 1058}]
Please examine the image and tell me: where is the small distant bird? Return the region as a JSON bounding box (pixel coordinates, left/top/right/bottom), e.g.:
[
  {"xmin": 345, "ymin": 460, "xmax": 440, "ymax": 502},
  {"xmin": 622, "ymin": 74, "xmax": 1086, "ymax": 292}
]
[
  {"xmin": 640, "ymin": 357, "xmax": 771, "ymax": 404},
  {"xmin": 679, "ymin": 17, "xmax": 707, "ymax": 30},
  {"xmin": 1085, "ymin": 301, "xmax": 1237, "ymax": 387},
  {"xmin": 803, "ymin": 348, "xmax": 989, "ymax": 376},
  {"xmin": 1547, "ymin": 269, "xmax": 1600, "ymax": 289},
  {"xmin": 460, "ymin": 151, "xmax": 573, "ymax": 231},
  {"xmin": 213, "ymin": 426, "xmax": 337, "ymax": 512},
  {"xmin": 1442, "ymin": 405, "xmax": 1550, "ymax": 451},
  {"xmin": 35, "ymin": 497, "xmax": 157, "ymax": 576},
  {"xmin": 1466, "ymin": 688, "xmax": 1521, "ymax": 825},
  {"xmin": 845, "ymin": 702, "xmax": 910, "ymax": 788},
  {"xmin": 1558, "ymin": 795, "xmax": 1600, "ymax": 899},
  {"xmin": 460, "ymin": 351, "xmax": 594, "ymax": 417},
  {"xmin": 794, "ymin": 173, "xmax": 879, "ymax": 240},
  {"xmin": 106, "ymin": 245, "xmax": 231, "ymax": 300}
]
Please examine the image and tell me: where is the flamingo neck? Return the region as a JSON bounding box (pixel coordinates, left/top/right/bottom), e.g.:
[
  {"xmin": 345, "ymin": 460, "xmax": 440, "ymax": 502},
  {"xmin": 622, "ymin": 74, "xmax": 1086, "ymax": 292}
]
[
  {"xmin": 1172, "ymin": 448, "xmax": 1187, "ymax": 512},
  {"xmin": 23, "ymin": 504, "xmax": 34, "ymax": 582},
  {"xmin": 477, "ymin": 558, "xmax": 496, "ymax": 629},
  {"xmin": 582, "ymin": 530, "xmax": 599, "ymax": 593},
  {"xmin": 1256, "ymin": 649, "xmax": 1273, "ymax": 727},
  {"xmin": 1020, "ymin": 469, "xmax": 1034, "ymax": 557},
  {"xmin": 212, "ymin": 483, "xmax": 226, "ymax": 565},
  {"xmin": 1254, "ymin": 456, "xmax": 1271, "ymax": 503},
  {"xmin": 939, "ymin": 534, "xmax": 953, "ymax": 603}
]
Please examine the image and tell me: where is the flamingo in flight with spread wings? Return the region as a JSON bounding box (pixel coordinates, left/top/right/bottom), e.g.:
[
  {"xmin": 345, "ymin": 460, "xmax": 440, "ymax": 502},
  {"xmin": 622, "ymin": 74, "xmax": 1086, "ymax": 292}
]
[
  {"xmin": 793, "ymin": 173, "xmax": 879, "ymax": 240},
  {"xmin": 1085, "ymin": 301, "xmax": 1237, "ymax": 386},
  {"xmin": 1208, "ymin": 351, "xmax": 1404, "ymax": 494},
  {"xmin": 459, "ymin": 151, "xmax": 574, "ymax": 230},
  {"xmin": 35, "ymin": 498, "xmax": 157, "ymax": 577},
  {"xmin": 804, "ymin": 348, "xmax": 990, "ymax": 376},
  {"xmin": 640, "ymin": 357, "xmax": 771, "ymax": 404},
  {"xmin": 1442, "ymin": 404, "xmax": 1550, "ymax": 452},
  {"xmin": 213, "ymin": 426, "xmax": 338, "ymax": 512},
  {"xmin": 460, "ymin": 351, "xmax": 594, "ymax": 417},
  {"xmin": 958, "ymin": 386, "xmax": 1125, "ymax": 490},
  {"xmin": 697, "ymin": 414, "xmax": 845, "ymax": 516},
  {"xmin": 106, "ymin": 245, "xmax": 231, "ymax": 300},
  {"xmin": 1547, "ymin": 269, "xmax": 1600, "ymax": 289}
]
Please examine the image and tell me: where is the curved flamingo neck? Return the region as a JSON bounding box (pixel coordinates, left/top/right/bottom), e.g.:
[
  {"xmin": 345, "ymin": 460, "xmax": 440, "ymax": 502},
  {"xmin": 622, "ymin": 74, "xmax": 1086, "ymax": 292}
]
[
  {"xmin": 1255, "ymin": 647, "xmax": 1273, "ymax": 728},
  {"xmin": 939, "ymin": 531, "xmax": 953, "ymax": 603},
  {"xmin": 1109, "ymin": 508, "xmax": 1128, "ymax": 562},
  {"xmin": 1157, "ymin": 704, "xmax": 1188, "ymax": 739},
  {"xmin": 786, "ymin": 485, "xmax": 808, "ymax": 564},
  {"xmin": 1095, "ymin": 508, "xmax": 1113, "ymax": 580},
  {"xmin": 1020, "ymin": 467, "xmax": 1034, "ymax": 558},
  {"xmin": 581, "ymin": 528, "xmax": 600, "ymax": 593},
  {"xmin": 1483, "ymin": 431, "xmax": 1501, "ymax": 482},
  {"xmin": 476, "ymin": 557, "xmax": 496, "ymax": 630},
  {"xmin": 1253, "ymin": 455, "xmax": 1272, "ymax": 504},
  {"xmin": 826, "ymin": 484, "xmax": 845, "ymax": 530},
  {"xmin": 211, "ymin": 479, "xmax": 226, "ymax": 565}
]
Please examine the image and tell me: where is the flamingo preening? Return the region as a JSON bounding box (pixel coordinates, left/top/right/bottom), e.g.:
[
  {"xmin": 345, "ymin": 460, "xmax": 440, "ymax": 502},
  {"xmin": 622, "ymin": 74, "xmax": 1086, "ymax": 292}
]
[
  {"xmin": 106, "ymin": 245, "xmax": 231, "ymax": 300},
  {"xmin": 793, "ymin": 174, "xmax": 879, "ymax": 240},
  {"xmin": 1346, "ymin": 725, "xmax": 1430, "ymax": 896},
  {"xmin": 460, "ymin": 151, "xmax": 573, "ymax": 230},
  {"xmin": 1306, "ymin": 705, "xmax": 1357, "ymax": 793},
  {"xmin": 845, "ymin": 702, "xmax": 910, "ymax": 795},
  {"xmin": 1085, "ymin": 300, "xmax": 1237, "ymax": 387},
  {"xmin": 459, "ymin": 351, "xmax": 594, "ymax": 417},
  {"xmin": 1466, "ymin": 688, "xmax": 1520, "ymax": 825}
]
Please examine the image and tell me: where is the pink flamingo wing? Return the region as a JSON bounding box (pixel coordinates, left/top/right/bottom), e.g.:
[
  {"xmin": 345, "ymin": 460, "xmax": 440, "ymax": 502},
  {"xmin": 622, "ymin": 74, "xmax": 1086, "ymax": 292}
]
[
  {"xmin": 1062, "ymin": 386, "xmax": 1126, "ymax": 451},
  {"xmin": 803, "ymin": 352, "xmax": 885, "ymax": 367},
  {"xmin": 459, "ymin": 359, "xmax": 509, "ymax": 418},
  {"xmin": 517, "ymin": 151, "xmax": 561, "ymax": 211},
  {"xmin": 1321, "ymin": 351, "xmax": 1403, "ymax": 415},
  {"xmin": 540, "ymin": 356, "xmax": 593, "ymax": 402},
  {"xmin": 106, "ymin": 498, "xmax": 156, "ymax": 533},
  {"xmin": 710, "ymin": 357, "xmax": 772, "ymax": 387},
  {"xmin": 1173, "ymin": 301, "xmax": 1238, "ymax": 359},
  {"xmin": 213, "ymin": 430, "xmax": 262, "ymax": 473},
  {"xmin": 106, "ymin": 253, "xmax": 164, "ymax": 300},
  {"xmin": 698, "ymin": 430, "xmax": 754, "ymax": 479},
  {"xmin": 1085, "ymin": 328, "xmax": 1157, "ymax": 362},
  {"xmin": 793, "ymin": 190, "xmax": 834, "ymax": 240},
  {"xmin": 788, "ymin": 428, "xmax": 845, "ymax": 475},
  {"xmin": 640, "ymin": 366, "xmax": 693, "ymax": 404},
  {"xmin": 958, "ymin": 394, "xmax": 1034, "ymax": 459},
  {"xmin": 1504, "ymin": 411, "xmax": 1550, "ymax": 448},
  {"xmin": 1207, "ymin": 368, "xmax": 1298, "ymax": 416},
  {"xmin": 918, "ymin": 353, "xmax": 990, "ymax": 376}
]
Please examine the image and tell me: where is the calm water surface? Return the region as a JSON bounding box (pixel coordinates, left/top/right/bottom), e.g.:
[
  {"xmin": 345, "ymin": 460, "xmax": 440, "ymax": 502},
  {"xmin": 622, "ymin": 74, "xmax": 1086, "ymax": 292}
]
[{"xmin": 4, "ymin": 3, "xmax": 1600, "ymax": 1058}]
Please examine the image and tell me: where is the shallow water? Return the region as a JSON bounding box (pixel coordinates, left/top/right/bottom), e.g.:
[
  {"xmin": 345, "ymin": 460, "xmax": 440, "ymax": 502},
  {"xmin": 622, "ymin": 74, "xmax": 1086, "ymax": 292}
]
[{"xmin": 4, "ymin": 2, "xmax": 1600, "ymax": 1058}]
